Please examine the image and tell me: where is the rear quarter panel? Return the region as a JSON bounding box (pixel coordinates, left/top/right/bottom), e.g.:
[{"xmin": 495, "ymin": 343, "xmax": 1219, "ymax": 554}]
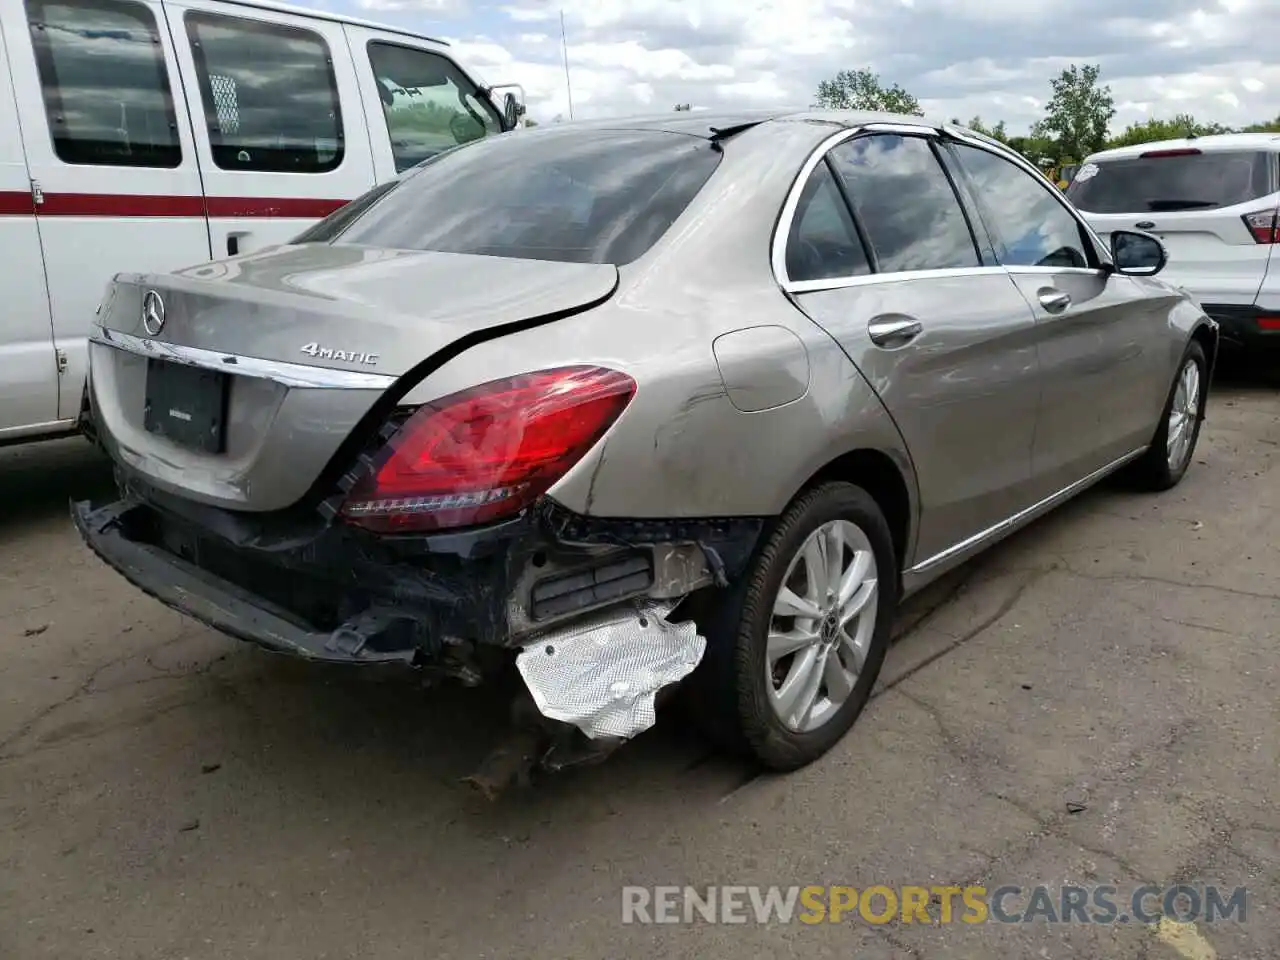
[{"xmin": 396, "ymin": 122, "xmax": 920, "ymax": 529}]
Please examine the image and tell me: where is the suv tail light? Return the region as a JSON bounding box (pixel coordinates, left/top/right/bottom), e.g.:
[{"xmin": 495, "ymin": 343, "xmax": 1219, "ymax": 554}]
[
  {"xmin": 1242, "ymin": 209, "xmax": 1280, "ymax": 244},
  {"xmin": 1139, "ymin": 148, "xmax": 1202, "ymax": 158},
  {"xmin": 341, "ymin": 366, "xmax": 636, "ymax": 533}
]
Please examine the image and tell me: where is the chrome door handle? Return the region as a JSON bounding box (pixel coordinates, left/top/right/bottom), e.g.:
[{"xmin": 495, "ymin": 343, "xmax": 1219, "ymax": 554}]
[
  {"xmin": 1038, "ymin": 289, "xmax": 1072, "ymax": 313},
  {"xmin": 867, "ymin": 317, "xmax": 923, "ymax": 347}
]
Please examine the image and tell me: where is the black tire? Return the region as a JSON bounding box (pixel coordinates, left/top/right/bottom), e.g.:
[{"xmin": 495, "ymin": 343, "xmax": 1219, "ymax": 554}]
[
  {"xmin": 687, "ymin": 482, "xmax": 897, "ymax": 771},
  {"xmin": 1125, "ymin": 339, "xmax": 1208, "ymax": 491}
]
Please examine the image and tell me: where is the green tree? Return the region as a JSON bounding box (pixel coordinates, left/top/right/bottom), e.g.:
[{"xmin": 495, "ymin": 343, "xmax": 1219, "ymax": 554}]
[
  {"xmin": 1242, "ymin": 114, "xmax": 1280, "ymax": 133},
  {"xmin": 814, "ymin": 68, "xmax": 922, "ymax": 115},
  {"xmin": 1107, "ymin": 114, "xmax": 1233, "ymax": 148},
  {"xmin": 952, "ymin": 115, "xmax": 1009, "ymax": 142},
  {"xmin": 1041, "ymin": 64, "xmax": 1115, "ymax": 162},
  {"xmin": 1006, "ymin": 121, "xmax": 1057, "ymax": 166}
]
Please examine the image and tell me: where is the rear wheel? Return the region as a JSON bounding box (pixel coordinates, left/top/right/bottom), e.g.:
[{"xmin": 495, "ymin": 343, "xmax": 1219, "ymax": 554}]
[
  {"xmin": 690, "ymin": 482, "xmax": 896, "ymax": 771},
  {"xmin": 1126, "ymin": 340, "xmax": 1207, "ymax": 491}
]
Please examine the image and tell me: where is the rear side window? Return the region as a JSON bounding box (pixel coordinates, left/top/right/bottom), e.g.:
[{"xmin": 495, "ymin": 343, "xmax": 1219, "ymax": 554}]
[
  {"xmin": 367, "ymin": 41, "xmax": 502, "ymax": 173},
  {"xmin": 26, "ymin": 0, "xmax": 182, "ymax": 168},
  {"xmin": 785, "ymin": 161, "xmax": 871, "ymax": 282},
  {"xmin": 1066, "ymin": 150, "xmax": 1277, "ymax": 213},
  {"xmin": 185, "ymin": 12, "xmax": 343, "ymax": 173},
  {"xmin": 827, "ymin": 134, "xmax": 980, "ymax": 273},
  {"xmin": 333, "ymin": 129, "xmax": 721, "ymax": 265}
]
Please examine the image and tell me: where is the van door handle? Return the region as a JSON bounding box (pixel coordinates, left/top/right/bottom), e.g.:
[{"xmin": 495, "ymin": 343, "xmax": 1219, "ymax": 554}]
[
  {"xmin": 868, "ymin": 316, "xmax": 923, "ymax": 347},
  {"xmin": 1038, "ymin": 288, "xmax": 1072, "ymax": 314}
]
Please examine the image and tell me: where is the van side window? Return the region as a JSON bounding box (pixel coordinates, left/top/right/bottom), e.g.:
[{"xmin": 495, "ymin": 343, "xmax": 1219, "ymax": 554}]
[
  {"xmin": 185, "ymin": 12, "xmax": 344, "ymax": 174},
  {"xmin": 367, "ymin": 42, "xmax": 502, "ymax": 173},
  {"xmin": 25, "ymin": 0, "xmax": 182, "ymax": 168}
]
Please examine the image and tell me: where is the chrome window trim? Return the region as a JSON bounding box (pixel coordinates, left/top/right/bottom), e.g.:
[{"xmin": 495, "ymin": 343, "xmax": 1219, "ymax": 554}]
[
  {"xmin": 88, "ymin": 326, "xmax": 398, "ymax": 390},
  {"xmin": 784, "ymin": 265, "xmax": 1008, "ymax": 295},
  {"xmin": 939, "ymin": 127, "xmax": 1117, "ymax": 268},
  {"xmin": 773, "ymin": 122, "xmax": 984, "ymax": 293}
]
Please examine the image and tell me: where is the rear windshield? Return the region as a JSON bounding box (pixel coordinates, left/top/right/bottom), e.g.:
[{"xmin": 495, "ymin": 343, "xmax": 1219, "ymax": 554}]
[
  {"xmin": 331, "ymin": 128, "xmax": 722, "ymax": 265},
  {"xmin": 1066, "ymin": 150, "xmax": 1277, "ymax": 213}
]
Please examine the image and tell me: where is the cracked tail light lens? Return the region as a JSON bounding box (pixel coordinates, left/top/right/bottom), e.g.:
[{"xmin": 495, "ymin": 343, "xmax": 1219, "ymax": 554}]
[{"xmin": 340, "ymin": 365, "xmax": 636, "ymax": 533}]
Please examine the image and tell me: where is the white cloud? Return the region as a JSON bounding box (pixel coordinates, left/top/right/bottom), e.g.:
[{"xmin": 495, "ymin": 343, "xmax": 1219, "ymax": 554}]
[{"xmin": 335, "ymin": 0, "xmax": 1280, "ymax": 130}]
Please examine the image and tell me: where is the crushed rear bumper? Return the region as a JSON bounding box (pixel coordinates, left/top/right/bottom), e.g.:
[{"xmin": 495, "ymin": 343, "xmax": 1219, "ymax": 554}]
[
  {"xmin": 73, "ymin": 498, "xmax": 417, "ymax": 663},
  {"xmin": 72, "ymin": 487, "xmax": 761, "ymax": 669}
]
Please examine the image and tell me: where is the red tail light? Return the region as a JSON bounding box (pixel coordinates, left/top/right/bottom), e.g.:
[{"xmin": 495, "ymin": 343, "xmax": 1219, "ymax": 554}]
[
  {"xmin": 1139, "ymin": 148, "xmax": 1202, "ymax": 158},
  {"xmin": 341, "ymin": 365, "xmax": 636, "ymax": 533},
  {"xmin": 1242, "ymin": 209, "xmax": 1280, "ymax": 244}
]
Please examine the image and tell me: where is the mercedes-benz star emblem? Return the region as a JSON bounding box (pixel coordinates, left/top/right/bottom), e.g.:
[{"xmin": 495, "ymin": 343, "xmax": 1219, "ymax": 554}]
[{"xmin": 141, "ymin": 289, "xmax": 166, "ymax": 336}]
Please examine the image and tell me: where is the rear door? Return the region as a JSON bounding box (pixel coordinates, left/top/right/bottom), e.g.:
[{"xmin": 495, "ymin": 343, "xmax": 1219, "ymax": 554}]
[
  {"xmin": 0, "ymin": 13, "xmax": 58, "ymax": 436},
  {"xmin": 345, "ymin": 25, "xmax": 503, "ymax": 181},
  {"xmin": 5, "ymin": 0, "xmax": 210, "ymax": 423},
  {"xmin": 163, "ymin": 0, "xmax": 377, "ymax": 258},
  {"xmin": 946, "ymin": 139, "xmax": 1173, "ymax": 494},
  {"xmin": 784, "ymin": 130, "xmax": 1043, "ymax": 567},
  {"xmin": 1067, "ymin": 147, "xmax": 1279, "ymax": 306}
]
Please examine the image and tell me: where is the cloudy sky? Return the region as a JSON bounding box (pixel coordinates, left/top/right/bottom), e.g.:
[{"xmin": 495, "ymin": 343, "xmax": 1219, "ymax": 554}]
[{"xmin": 314, "ymin": 0, "xmax": 1275, "ymax": 133}]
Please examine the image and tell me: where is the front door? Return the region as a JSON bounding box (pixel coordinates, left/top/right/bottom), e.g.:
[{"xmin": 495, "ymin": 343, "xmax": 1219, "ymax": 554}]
[
  {"xmin": 5, "ymin": 0, "xmax": 211, "ymax": 424},
  {"xmin": 785, "ymin": 131, "xmax": 1043, "ymax": 566},
  {"xmin": 943, "ymin": 140, "xmax": 1170, "ymax": 495},
  {"xmin": 162, "ymin": 0, "xmax": 378, "ymax": 259},
  {"xmin": 0, "ymin": 16, "xmax": 57, "ymax": 436}
]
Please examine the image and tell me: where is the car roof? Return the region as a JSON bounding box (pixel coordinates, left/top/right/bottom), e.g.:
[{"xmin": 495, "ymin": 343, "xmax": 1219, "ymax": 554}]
[
  {"xmin": 1084, "ymin": 131, "xmax": 1280, "ymax": 163},
  {"xmin": 209, "ymin": 0, "xmax": 450, "ymax": 47},
  {"xmin": 528, "ymin": 108, "xmax": 959, "ymax": 139}
]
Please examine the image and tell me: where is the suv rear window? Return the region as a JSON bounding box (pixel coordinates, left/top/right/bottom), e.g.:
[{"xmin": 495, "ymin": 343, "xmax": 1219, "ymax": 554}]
[
  {"xmin": 1067, "ymin": 150, "xmax": 1277, "ymax": 213},
  {"xmin": 332, "ymin": 128, "xmax": 721, "ymax": 265}
]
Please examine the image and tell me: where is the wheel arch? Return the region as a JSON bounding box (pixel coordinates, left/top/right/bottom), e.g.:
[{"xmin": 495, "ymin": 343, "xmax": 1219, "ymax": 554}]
[
  {"xmin": 1189, "ymin": 320, "xmax": 1220, "ymax": 408},
  {"xmin": 797, "ymin": 447, "xmax": 916, "ymax": 582}
]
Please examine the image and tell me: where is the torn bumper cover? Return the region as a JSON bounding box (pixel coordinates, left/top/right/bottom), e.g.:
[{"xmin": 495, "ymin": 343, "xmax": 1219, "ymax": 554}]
[
  {"xmin": 516, "ymin": 600, "xmax": 706, "ymax": 740},
  {"xmin": 72, "ymin": 497, "xmax": 420, "ymax": 663},
  {"xmin": 71, "ymin": 491, "xmax": 753, "ymax": 707}
]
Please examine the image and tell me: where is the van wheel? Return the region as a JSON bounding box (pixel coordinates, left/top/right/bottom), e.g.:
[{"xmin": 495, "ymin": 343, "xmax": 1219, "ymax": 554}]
[
  {"xmin": 1126, "ymin": 340, "xmax": 1207, "ymax": 491},
  {"xmin": 689, "ymin": 482, "xmax": 896, "ymax": 771}
]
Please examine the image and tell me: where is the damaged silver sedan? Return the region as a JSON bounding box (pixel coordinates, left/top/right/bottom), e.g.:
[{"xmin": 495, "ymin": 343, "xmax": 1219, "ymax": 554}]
[{"xmin": 75, "ymin": 109, "xmax": 1218, "ymax": 780}]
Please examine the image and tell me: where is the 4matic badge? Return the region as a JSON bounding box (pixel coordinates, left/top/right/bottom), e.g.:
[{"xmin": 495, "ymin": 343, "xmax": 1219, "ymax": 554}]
[{"xmin": 299, "ymin": 342, "xmax": 380, "ymax": 366}]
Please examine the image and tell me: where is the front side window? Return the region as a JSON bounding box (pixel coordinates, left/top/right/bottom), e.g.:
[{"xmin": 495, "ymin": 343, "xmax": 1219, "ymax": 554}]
[
  {"xmin": 333, "ymin": 129, "xmax": 721, "ymax": 265},
  {"xmin": 185, "ymin": 12, "xmax": 343, "ymax": 173},
  {"xmin": 950, "ymin": 144, "xmax": 1091, "ymax": 269},
  {"xmin": 827, "ymin": 134, "xmax": 980, "ymax": 273},
  {"xmin": 367, "ymin": 42, "xmax": 502, "ymax": 173},
  {"xmin": 784, "ymin": 161, "xmax": 871, "ymax": 282},
  {"xmin": 26, "ymin": 0, "xmax": 182, "ymax": 167}
]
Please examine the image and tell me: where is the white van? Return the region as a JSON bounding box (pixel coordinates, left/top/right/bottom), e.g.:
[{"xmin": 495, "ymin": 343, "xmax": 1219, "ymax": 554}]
[{"xmin": 0, "ymin": 0, "xmax": 524, "ymax": 446}]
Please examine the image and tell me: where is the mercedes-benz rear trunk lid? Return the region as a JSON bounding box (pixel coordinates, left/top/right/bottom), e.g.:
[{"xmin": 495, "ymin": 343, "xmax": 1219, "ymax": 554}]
[{"xmin": 89, "ymin": 243, "xmax": 619, "ymax": 512}]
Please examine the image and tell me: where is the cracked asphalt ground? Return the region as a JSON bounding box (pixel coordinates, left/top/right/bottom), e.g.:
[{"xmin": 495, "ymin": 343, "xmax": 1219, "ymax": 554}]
[{"xmin": 2, "ymin": 368, "xmax": 1278, "ymax": 960}]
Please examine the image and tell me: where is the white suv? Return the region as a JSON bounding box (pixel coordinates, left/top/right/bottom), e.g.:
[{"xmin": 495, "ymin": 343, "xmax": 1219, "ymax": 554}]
[{"xmin": 1067, "ymin": 133, "xmax": 1280, "ymax": 356}]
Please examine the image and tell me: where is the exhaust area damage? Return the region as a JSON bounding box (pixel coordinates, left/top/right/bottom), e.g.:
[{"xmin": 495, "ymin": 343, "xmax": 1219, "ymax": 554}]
[{"xmin": 515, "ymin": 599, "xmax": 706, "ymax": 740}]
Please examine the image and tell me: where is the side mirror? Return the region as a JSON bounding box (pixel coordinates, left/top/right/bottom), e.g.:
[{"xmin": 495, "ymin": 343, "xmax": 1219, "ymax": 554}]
[
  {"xmin": 487, "ymin": 84, "xmax": 527, "ymax": 130},
  {"xmin": 503, "ymin": 92, "xmax": 520, "ymax": 130},
  {"xmin": 1110, "ymin": 229, "xmax": 1167, "ymax": 277}
]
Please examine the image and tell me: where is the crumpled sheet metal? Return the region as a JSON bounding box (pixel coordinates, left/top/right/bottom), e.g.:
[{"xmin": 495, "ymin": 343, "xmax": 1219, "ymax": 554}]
[{"xmin": 515, "ymin": 600, "xmax": 706, "ymax": 741}]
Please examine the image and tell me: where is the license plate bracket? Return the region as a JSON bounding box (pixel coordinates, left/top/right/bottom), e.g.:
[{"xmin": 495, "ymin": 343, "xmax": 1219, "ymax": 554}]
[{"xmin": 143, "ymin": 359, "xmax": 229, "ymax": 454}]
